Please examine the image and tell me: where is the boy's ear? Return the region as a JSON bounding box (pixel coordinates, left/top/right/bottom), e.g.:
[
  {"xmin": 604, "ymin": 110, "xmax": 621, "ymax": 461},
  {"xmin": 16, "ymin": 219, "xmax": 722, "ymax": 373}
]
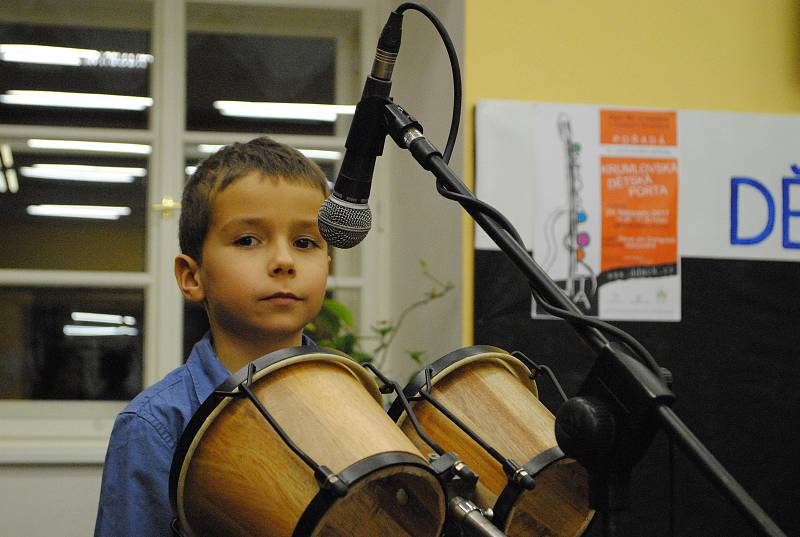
[{"xmin": 174, "ymin": 254, "xmax": 205, "ymax": 303}]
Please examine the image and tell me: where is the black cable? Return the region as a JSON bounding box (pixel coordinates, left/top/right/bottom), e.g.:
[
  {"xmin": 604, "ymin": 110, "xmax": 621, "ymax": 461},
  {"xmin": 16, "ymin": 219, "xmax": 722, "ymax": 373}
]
[
  {"xmin": 395, "ymin": 2, "xmax": 461, "ymax": 164},
  {"xmin": 435, "ymin": 179, "xmax": 525, "ymax": 245},
  {"xmin": 531, "ymin": 286, "xmax": 665, "ymax": 380}
]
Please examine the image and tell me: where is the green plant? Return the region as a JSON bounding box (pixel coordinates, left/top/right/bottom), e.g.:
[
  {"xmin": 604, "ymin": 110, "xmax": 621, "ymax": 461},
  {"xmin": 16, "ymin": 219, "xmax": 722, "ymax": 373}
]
[{"xmin": 306, "ymin": 260, "xmax": 454, "ymax": 368}]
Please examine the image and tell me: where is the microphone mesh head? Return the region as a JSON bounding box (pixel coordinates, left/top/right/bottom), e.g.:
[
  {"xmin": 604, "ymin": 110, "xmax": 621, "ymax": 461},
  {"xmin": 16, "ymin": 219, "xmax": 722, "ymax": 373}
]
[{"xmin": 317, "ymin": 196, "xmax": 372, "ymax": 249}]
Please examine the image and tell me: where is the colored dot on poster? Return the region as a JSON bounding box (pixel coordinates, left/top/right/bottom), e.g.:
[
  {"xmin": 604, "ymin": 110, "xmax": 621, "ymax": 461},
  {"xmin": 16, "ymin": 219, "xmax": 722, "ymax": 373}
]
[
  {"xmin": 577, "ymin": 232, "xmax": 590, "ymax": 247},
  {"xmin": 576, "ymin": 249, "xmax": 586, "ymax": 261},
  {"xmin": 577, "ymin": 211, "xmax": 587, "ymax": 223}
]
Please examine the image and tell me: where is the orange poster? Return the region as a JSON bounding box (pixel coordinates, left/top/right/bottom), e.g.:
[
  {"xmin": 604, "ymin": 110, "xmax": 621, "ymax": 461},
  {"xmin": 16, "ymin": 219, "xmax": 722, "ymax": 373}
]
[
  {"xmin": 600, "ymin": 109, "xmax": 677, "ymax": 146},
  {"xmin": 601, "ymin": 157, "xmax": 678, "ymax": 273}
]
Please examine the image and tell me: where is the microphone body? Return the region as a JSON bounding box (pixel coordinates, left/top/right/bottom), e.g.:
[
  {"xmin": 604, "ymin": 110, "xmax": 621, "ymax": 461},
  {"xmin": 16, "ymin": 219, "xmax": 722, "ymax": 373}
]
[{"xmin": 318, "ymin": 11, "xmax": 403, "ymax": 248}]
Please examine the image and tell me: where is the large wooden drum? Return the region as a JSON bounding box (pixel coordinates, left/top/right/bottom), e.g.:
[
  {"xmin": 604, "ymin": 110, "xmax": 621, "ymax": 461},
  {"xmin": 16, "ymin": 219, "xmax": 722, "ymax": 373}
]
[
  {"xmin": 389, "ymin": 346, "xmax": 593, "ymax": 537},
  {"xmin": 170, "ymin": 347, "xmax": 446, "ymax": 537}
]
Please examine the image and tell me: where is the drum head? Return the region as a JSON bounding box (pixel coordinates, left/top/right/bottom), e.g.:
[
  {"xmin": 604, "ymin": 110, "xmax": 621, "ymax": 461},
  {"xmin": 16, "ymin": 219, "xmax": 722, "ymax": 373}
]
[{"xmin": 306, "ymin": 460, "xmax": 445, "ymax": 537}]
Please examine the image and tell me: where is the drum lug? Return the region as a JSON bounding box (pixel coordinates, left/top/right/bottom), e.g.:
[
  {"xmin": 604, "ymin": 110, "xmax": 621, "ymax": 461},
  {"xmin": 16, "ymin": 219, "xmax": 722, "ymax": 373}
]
[
  {"xmin": 315, "ymin": 465, "xmax": 349, "ymax": 498},
  {"xmin": 429, "ymin": 451, "xmax": 480, "ymax": 502},
  {"xmin": 511, "ymin": 350, "xmax": 569, "ymax": 404},
  {"xmin": 506, "ymin": 460, "xmax": 536, "ymax": 490}
]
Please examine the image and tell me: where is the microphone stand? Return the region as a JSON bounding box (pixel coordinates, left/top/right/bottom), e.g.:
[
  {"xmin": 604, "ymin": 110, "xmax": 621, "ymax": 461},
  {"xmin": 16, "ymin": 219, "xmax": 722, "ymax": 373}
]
[{"xmin": 380, "ymin": 100, "xmax": 788, "ymax": 537}]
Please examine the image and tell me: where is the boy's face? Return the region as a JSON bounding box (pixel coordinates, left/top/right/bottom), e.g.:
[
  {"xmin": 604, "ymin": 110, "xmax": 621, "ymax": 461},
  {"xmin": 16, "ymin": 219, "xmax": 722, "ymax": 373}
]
[{"xmin": 194, "ymin": 171, "xmax": 329, "ymax": 348}]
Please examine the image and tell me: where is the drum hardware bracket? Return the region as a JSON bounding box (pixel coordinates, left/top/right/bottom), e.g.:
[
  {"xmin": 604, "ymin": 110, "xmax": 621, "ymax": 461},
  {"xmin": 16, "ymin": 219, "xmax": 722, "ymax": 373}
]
[
  {"xmin": 414, "ymin": 368, "xmax": 535, "ymax": 491},
  {"xmin": 365, "ymin": 363, "xmax": 484, "ymax": 504},
  {"xmin": 509, "ymin": 465, "xmax": 535, "ymax": 489},
  {"xmin": 510, "ymin": 350, "xmax": 569, "ymax": 404},
  {"xmin": 214, "ymin": 363, "xmax": 350, "ymax": 498},
  {"xmin": 315, "ymin": 466, "xmax": 349, "ymax": 498},
  {"xmin": 363, "ymin": 362, "xmax": 447, "ymax": 457},
  {"xmin": 429, "ymin": 451, "xmax": 478, "ymax": 497}
]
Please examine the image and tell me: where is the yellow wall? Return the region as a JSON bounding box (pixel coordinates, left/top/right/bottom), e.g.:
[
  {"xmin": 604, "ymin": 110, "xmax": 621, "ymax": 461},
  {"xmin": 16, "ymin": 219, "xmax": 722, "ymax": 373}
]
[{"xmin": 462, "ymin": 0, "xmax": 800, "ymax": 343}]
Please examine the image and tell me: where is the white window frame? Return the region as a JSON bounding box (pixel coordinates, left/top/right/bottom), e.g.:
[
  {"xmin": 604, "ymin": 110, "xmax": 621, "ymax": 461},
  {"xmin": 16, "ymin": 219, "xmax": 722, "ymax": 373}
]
[{"xmin": 0, "ymin": 0, "xmax": 389, "ymax": 464}]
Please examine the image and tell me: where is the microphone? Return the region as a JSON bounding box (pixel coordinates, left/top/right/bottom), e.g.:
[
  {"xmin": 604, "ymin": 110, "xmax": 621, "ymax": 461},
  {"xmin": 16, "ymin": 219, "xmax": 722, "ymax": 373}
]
[{"xmin": 318, "ymin": 10, "xmax": 404, "ymax": 248}]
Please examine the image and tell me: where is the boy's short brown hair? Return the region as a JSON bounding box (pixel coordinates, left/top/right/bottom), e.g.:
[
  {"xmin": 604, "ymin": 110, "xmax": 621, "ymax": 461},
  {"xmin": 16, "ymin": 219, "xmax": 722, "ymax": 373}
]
[{"xmin": 179, "ymin": 136, "xmax": 330, "ymax": 263}]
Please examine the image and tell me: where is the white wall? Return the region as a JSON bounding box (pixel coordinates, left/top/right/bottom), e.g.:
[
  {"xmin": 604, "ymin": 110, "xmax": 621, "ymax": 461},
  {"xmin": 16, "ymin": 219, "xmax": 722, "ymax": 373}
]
[
  {"xmin": 379, "ymin": 0, "xmax": 466, "ymax": 382},
  {"xmin": 1, "ymin": 465, "xmax": 102, "ymax": 536}
]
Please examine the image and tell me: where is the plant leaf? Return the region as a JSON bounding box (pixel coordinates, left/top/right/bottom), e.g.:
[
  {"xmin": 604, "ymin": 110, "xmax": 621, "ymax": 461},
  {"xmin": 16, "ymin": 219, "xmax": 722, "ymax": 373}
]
[{"xmin": 323, "ymin": 298, "xmax": 354, "ymax": 327}]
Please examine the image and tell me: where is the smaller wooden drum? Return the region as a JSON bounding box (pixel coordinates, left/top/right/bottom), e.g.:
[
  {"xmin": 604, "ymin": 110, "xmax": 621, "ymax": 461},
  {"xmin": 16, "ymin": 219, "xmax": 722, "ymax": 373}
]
[
  {"xmin": 170, "ymin": 346, "xmax": 446, "ymax": 537},
  {"xmin": 389, "ymin": 346, "xmax": 593, "ymax": 537}
]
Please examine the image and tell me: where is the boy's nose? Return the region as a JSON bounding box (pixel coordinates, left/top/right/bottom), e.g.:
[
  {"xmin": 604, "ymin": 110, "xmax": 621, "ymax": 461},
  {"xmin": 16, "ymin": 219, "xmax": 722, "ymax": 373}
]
[{"xmin": 268, "ymin": 245, "xmax": 295, "ymax": 276}]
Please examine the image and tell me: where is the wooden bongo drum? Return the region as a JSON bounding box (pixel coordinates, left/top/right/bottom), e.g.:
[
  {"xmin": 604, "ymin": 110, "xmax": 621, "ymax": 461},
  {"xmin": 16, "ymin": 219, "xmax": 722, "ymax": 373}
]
[
  {"xmin": 170, "ymin": 347, "xmax": 446, "ymax": 537},
  {"xmin": 388, "ymin": 346, "xmax": 594, "ymax": 537}
]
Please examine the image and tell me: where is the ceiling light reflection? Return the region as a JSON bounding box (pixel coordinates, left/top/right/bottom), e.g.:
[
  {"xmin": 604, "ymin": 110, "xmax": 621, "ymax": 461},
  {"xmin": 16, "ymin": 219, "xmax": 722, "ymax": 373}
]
[
  {"xmin": 21, "ymin": 164, "xmax": 145, "ymax": 183},
  {"xmin": 213, "ymin": 101, "xmax": 355, "ymax": 122},
  {"xmin": 63, "ymin": 325, "xmax": 139, "ymax": 337},
  {"xmin": 1, "ymin": 90, "xmax": 152, "ymax": 111},
  {"xmin": 299, "ymin": 149, "xmax": 343, "ymax": 161},
  {"xmin": 196, "ymin": 145, "xmax": 341, "ymax": 161},
  {"xmin": 71, "ymin": 312, "xmax": 137, "ymax": 326},
  {"xmin": 27, "ymin": 204, "xmax": 131, "ymax": 220},
  {"xmin": 0, "ymin": 44, "xmax": 152, "ymax": 69},
  {"xmin": 5, "ymin": 168, "xmax": 18, "ymax": 193},
  {"xmin": 27, "ymin": 139, "xmax": 151, "ymax": 154},
  {"xmin": 0, "ymin": 144, "xmax": 13, "ymax": 168}
]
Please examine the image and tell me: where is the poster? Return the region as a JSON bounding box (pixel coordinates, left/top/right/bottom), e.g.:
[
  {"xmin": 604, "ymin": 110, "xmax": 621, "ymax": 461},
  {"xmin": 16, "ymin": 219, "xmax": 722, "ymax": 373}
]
[
  {"xmin": 476, "ymin": 102, "xmax": 799, "ymax": 322},
  {"xmin": 475, "ymin": 101, "xmax": 681, "ymax": 321}
]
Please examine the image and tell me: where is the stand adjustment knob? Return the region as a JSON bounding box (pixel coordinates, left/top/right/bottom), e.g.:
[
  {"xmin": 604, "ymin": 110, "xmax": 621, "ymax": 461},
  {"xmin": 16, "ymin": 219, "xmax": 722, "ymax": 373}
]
[{"xmin": 555, "ymin": 396, "xmax": 616, "ymax": 465}]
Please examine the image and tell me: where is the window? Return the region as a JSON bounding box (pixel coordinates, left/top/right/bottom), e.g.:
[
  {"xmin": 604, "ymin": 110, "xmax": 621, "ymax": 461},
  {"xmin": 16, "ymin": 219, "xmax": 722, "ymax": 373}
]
[{"xmin": 0, "ymin": 0, "xmax": 378, "ymax": 464}]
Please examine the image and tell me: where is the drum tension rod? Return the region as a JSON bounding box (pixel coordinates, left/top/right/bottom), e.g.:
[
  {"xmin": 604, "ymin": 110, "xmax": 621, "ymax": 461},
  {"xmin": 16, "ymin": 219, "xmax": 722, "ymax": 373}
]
[
  {"xmin": 511, "ymin": 351, "xmax": 569, "ymax": 404},
  {"xmin": 364, "ymin": 363, "xmax": 478, "ymax": 489},
  {"xmin": 412, "ymin": 368, "xmax": 536, "ymax": 491},
  {"xmin": 364, "ymin": 363, "xmax": 447, "ymax": 457},
  {"xmin": 213, "ymin": 363, "xmax": 349, "ymax": 498}
]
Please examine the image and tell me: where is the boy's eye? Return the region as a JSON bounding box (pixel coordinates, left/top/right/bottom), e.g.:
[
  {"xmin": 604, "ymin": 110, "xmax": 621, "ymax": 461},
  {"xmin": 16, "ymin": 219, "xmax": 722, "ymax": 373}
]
[
  {"xmin": 234, "ymin": 235, "xmax": 258, "ymax": 247},
  {"xmin": 294, "ymin": 237, "xmax": 319, "ymax": 249}
]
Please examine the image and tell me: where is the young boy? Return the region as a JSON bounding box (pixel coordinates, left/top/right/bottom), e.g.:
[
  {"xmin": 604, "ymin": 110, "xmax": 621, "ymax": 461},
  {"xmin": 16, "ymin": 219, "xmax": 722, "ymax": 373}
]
[{"xmin": 94, "ymin": 136, "xmax": 331, "ymax": 536}]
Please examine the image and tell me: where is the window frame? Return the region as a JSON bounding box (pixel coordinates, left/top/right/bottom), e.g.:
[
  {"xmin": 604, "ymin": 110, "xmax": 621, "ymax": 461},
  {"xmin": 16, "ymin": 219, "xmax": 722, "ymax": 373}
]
[{"xmin": 0, "ymin": 0, "xmax": 387, "ymax": 464}]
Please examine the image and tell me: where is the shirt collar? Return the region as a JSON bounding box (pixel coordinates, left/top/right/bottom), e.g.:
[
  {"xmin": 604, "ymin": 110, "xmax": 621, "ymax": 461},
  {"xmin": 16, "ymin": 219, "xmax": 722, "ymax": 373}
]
[
  {"xmin": 186, "ymin": 332, "xmax": 316, "ymax": 404},
  {"xmin": 186, "ymin": 332, "xmax": 230, "ymax": 405}
]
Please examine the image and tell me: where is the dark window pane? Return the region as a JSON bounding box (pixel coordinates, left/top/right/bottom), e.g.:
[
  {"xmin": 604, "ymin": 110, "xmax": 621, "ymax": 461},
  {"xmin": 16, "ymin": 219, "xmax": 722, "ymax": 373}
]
[
  {"xmin": 0, "ymin": 144, "xmax": 148, "ymax": 271},
  {"xmin": 0, "ymin": 23, "xmax": 151, "ymax": 129},
  {"xmin": 0, "ymin": 287, "xmax": 144, "ymax": 400},
  {"xmin": 186, "ymin": 32, "xmax": 336, "ymax": 134}
]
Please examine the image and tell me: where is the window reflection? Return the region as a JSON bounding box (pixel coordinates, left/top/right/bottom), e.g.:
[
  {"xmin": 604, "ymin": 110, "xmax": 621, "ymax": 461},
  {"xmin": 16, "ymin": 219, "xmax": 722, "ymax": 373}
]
[
  {"xmin": 0, "ymin": 142, "xmax": 148, "ymax": 271},
  {"xmin": 186, "ymin": 32, "xmax": 337, "ymax": 134},
  {"xmin": 0, "ymin": 23, "xmax": 151, "ymax": 129},
  {"xmin": 0, "ymin": 287, "xmax": 144, "ymax": 400}
]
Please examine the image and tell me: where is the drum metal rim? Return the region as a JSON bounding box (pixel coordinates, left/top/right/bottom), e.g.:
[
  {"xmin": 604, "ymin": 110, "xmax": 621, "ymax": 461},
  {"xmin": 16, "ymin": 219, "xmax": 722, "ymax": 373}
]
[
  {"xmin": 170, "ymin": 346, "xmax": 381, "ymax": 537},
  {"xmin": 491, "ymin": 445, "xmax": 566, "ymax": 529},
  {"xmin": 388, "ymin": 345, "xmax": 538, "ymax": 423},
  {"xmin": 292, "ymin": 450, "xmax": 445, "ymax": 537}
]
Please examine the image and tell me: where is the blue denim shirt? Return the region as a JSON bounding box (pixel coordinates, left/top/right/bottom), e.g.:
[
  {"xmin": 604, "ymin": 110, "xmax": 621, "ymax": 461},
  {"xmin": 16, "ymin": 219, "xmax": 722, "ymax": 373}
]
[{"xmin": 94, "ymin": 333, "xmax": 313, "ymax": 537}]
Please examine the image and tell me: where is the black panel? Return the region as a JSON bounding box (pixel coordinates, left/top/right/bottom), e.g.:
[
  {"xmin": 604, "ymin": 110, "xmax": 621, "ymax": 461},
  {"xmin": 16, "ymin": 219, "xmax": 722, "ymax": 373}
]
[{"xmin": 474, "ymin": 251, "xmax": 800, "ymax": 536}]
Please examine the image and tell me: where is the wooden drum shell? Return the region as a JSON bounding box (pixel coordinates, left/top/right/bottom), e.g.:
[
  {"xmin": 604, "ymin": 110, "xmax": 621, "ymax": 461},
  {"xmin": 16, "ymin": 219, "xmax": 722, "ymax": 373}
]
[
  {"xmin": 171, "ymin": 349, "xmax": 445, "ymax": 537},
  {"xmin": 394, "ymin": 347, "xmax": 593, "ymax": 537}
]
